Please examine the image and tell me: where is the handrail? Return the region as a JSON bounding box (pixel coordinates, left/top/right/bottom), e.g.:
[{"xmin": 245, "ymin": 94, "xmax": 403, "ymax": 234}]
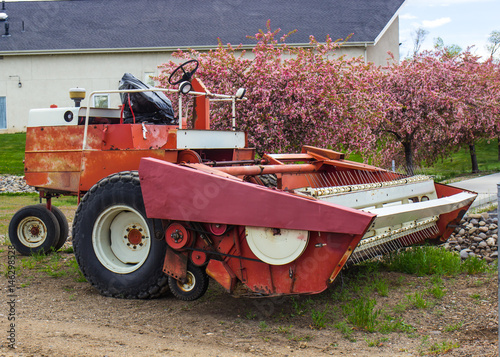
[{"xmin": 81, "ymin": 87, "xmax": 246, "ymax": 150}]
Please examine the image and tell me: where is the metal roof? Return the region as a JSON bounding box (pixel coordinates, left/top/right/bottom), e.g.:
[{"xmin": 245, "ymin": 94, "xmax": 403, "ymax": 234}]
[{"xmin": 0, "ymin": 0, "xmax": 405, "ymax": 54}]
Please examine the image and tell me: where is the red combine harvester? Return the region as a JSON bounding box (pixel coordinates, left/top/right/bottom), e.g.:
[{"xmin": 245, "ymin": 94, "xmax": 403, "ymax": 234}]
[{"xmin": 9, "ymin": 61, "xmax": 476, "ymax": 300}]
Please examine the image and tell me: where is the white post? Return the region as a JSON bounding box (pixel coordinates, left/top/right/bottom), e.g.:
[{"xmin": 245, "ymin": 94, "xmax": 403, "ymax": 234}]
[
  {"xmin": 178, "ymin": 95, "xmax": 183, "ymax": 129},
  {"xmin": 392, "ymin": 160, "xmax": 395, "ymax": 172}
]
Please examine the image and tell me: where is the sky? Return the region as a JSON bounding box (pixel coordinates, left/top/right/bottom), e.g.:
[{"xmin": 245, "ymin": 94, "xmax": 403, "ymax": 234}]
[{"xmin": 398, "ymin": 0, "xmax": 499, "ymax": 60}]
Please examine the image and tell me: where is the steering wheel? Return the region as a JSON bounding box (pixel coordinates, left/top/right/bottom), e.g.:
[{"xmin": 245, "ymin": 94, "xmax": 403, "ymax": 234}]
[{"xmin": 168, "ymin": 59, "xmax": 199, "ymax": 85}]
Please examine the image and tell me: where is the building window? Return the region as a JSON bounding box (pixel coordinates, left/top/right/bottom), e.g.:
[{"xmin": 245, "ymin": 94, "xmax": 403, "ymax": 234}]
[
  {"xmin": 0, "ymin": 97, "xmax": 6, "ymax": 129},
  {"xmin": 93, "ymin": 94, "xmax": 109, "ymax": 108},
  {"xmin": 143, "ymin": 72, "xmax": 155, "ymax": 86}
]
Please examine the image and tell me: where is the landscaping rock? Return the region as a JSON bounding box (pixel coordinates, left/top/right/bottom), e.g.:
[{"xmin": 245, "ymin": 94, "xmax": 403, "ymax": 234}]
[
  {"xmin": 445, "ymin": 211, "xmax": 498, "ymax": 262},
  {"xmin": 0, "ymin": 175, "xmax": 36, "ymax": 193}
]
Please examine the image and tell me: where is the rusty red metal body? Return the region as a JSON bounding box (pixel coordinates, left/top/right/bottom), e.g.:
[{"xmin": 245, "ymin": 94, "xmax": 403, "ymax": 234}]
[
  {"xmin": 19, "ymin": 73, "xmax": 477, "ymax": 299},
  {"xmin": 138, "ymin": 150, "xmax": 476, "ymax": 296}
]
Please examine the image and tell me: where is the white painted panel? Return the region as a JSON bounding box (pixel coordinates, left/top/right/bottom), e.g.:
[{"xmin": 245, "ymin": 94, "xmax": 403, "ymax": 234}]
[
  {"xmin": 367, "ymin": 192, "xmax": 477, "ymax": 230},
  {"xmin": 317, "ymin": 180, "xmax": 437, "ymax": 209},
  {"xmin": 176, "ymin": 130, "xmax": 245, "ymax": 149},
  {"xmin": 28, "ymin": 107, "xmax": 80, "ymax": 127}
]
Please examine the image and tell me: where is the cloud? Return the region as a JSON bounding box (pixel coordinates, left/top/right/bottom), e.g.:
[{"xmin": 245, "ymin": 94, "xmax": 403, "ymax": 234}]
[
  {"xmin": 422, "ymin": 17, "xmax": 451, "ymax": 28},
  {"xmin": 409, "ymin": 0, "xmax": 494, "ymax": 5},
  {"xmin": 400, "ymin": 13, "xmax": 418, "ymax": 20}
]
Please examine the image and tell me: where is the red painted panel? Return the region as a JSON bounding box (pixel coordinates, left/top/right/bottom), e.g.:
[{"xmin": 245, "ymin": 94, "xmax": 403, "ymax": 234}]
[
  {"xmin": 216, "ymin": 229, "xmax": 363, "ymax": 295},
  {"xmin": 139, "ymin": 158, "xmax": 375, "ymax": 235},
  {"xmin": 79, "ymin": 150, "xmax": 178, "ymax": 191}
]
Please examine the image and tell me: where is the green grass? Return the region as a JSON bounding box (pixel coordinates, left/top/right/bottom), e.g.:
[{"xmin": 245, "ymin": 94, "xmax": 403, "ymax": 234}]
[
  {"xmin": 348, "ymin": 138, "xmax": 499, "ymax": 179},
  {"xmin": 0, "ymin": 132, "xmax": 26, "ymax": 175},
  {"xmin": 385, "ymin": 246, "xmax": 493, "ymax": 277},
  {"xmin": 421, "ymin": 139, "xmax": 500, "ymax": 181},
  {"xmin": 385, "ymin": 246, "xmax": 461, "ymax": 276},
  {"xmin": 343, "ymin": 298, "xmax": 381, "ymax": 332}
]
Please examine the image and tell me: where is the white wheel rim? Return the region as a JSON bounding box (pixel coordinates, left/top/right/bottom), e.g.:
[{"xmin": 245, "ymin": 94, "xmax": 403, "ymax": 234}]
[
  {"xmin": 17, "ymin": 216, "xmax": 48, "ymax": 248},
  {"xmin": 177, "ymin": 271, "xmax": 196, "ymax": 292},
  {"xmin": 92, "ymin": 205, "xmax": 151, "ymax": 274},
  {"xmin": 245, "ymin": 226, "xmax": 309, "ymax": 265}
]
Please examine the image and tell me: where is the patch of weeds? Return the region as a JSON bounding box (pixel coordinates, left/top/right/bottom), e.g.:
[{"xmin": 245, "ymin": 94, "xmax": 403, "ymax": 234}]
[
  {"xmin": 394, "ymin": 276, "xmax": 405, "ymax": 286},
  {"xmin": 427, "ymin": 340, "xmax": 460, "ymax": 355},
  {"xmin": 41, "ymin": 261, "xmax": 66, "ymax": 278},
  {"xmin": 373, "ymin": 279, "xmax": 389, "ymax": 297},
  {"xmin": 276, "ymin": 325, "xmax": 292, "ymax": 334},
  {"xmin": 259, "ymin": 321, "xmax": 269, "ymax": 332},
  {"xmin": 311, "ymin": 307, "xmax": 328, "ymax": 329},
  {"xmin": 334, "ymin": 321, "xmax": 355, "ymax": 342},
  {"xmin": 290, "ymin": 296, "xmax": 313, "ymax": 317},
  {"xmin": 460, "ymin": 255, "xmax": 488, "ymax": 275},
  {"xmin": 21, "ymin": 257, "xmax": 37, "ymax": 270},
  {"xmin": 385, "ymin": 246, "xmax": 461, "ymax": 276},
  {"xmin": 470, "ymin": 293, "xmax": 481, "ymax": 300},
  {"xmin": 60, "ymin": 246, "xmax": 74, "ymax": 254},
  {"xmin": 331, "ymin": 288, "xmax": 352, "ymax": 303},
  {"xmin": 444, "ymin": 321, "xmax": 463, "ymax": 332},
  {"xmin": 66, "ymin": 258, "xmax": 86, "ymax": 282},
  {"xmin": 393, "ymin": 299, "xmax": 409, "ymax": 313},
  {"xmin": 473, "ymin": 279, "xmax": 484, "ymax": 287},
  {"xmin": 365, "ymin": 337, "xmax": 388, "ymax": 347},
  {"xmin": 378, "ymin": 315, "xmax": 415, "ymax": 334},
  {"xmin": 245, "ymin": 311, "xmax": 257, "ymax": 320},
  {"xmin": 425, "ymin": 283, "xmax": 446, "ymax": 299},
  {"xmin": 406, "ymin": 292, "xmax": 432, "ymax": 309},
  {"xmin": 68, "ymin": 294, "xmax": 76, "ymax": 301},
  {"xmin": 343, "ymin": 298, "xmax": 381, "ymax": 332}
]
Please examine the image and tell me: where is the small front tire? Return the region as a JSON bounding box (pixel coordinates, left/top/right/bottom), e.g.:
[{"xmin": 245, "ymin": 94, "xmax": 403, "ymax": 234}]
[
  {"xmin": 36, "ymin": 204, "xmax": 69, "ymax": 251},
  {"xmin": 8, "ymin": 205, "xmax": 60, "ymax": 255},
  {"xmin": 168, "ymin": 263, "xmax": 209, "ymax": 301}
]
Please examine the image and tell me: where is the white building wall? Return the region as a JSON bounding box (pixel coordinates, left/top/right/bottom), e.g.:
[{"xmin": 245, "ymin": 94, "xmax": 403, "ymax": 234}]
[
  {"xmin": 0, "ymin": 51, "xmax": 175, "ymax": 132},
  {"xmin": 367, "ymin": 17, "xmax": 400, "ymax": 66}
]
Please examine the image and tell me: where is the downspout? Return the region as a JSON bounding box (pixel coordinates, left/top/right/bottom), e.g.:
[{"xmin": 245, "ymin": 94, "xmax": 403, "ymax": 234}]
[{"xmin": 364, "ymin": 43, "xmax": 368, "ymax": 64}]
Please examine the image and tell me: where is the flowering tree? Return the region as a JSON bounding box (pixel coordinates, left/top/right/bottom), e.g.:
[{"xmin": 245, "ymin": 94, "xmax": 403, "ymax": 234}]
[
  {"xmin": 451, "ymin": 55, "xmax": 500, "ymax": 170},
  {"xmin": 374, "ymin": 52, "xmax": 461, "ymax": 175},
  {"xmin": 374, "ymin": 50, "xmax": 500, "ymax": 174},
  {"xmin": 156, "ymin": 22, "xmax": 387, "ymax": 157},
  {"xmin": 156, "ymin": 23, "xmax": 499, "ymax": 174}
]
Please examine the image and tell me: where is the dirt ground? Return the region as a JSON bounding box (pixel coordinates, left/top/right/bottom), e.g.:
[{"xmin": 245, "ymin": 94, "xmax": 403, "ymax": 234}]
[{"xmin": 0, "ymin": 199, "xmax": 498, "ymax": 357}]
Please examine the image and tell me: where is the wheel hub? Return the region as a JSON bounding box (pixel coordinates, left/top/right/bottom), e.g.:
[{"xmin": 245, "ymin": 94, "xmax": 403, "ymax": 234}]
[
  {"xmin": 29, "ymin": 225, "xmax": 40, "ymax": 236},
  {"xmin": 18, "ymin": 217, "xmax": 47, "ymax": 247},
  {"xmin": 93, "ymin": 207, "xmax": 151, "ymax": 274},
  {"xmin": 177, "ymin": 271, "xmax": 196, "ymax": 292},
  {"xmin": 127, "ymin": 227, "xmax": 143, "ymax": 246}
]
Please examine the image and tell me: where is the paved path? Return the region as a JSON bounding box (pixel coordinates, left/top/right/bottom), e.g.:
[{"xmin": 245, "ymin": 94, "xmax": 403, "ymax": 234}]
[{"xmin": 450, "ymin": 172, "xmax": 500, "ymax": 210}]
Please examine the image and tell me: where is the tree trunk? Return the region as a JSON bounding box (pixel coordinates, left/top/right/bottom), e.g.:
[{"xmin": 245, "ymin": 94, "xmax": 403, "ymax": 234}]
[
  {"xmin": 498, "ymin": 137, "xmax": 500, "ymax": 161},
  {"xmin": 469, "ymin": 143, "xmax": 479, "ymax": 173},
  {"xmin": 403, "ymin": 141, "xmax": 414, "ymax": 176}
]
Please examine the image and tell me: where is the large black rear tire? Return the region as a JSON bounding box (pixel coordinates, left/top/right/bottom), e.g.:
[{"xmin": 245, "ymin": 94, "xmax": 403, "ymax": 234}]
[{"xmin": 72, "ymin": 171, "xmax": 169, "ymax": 299}]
